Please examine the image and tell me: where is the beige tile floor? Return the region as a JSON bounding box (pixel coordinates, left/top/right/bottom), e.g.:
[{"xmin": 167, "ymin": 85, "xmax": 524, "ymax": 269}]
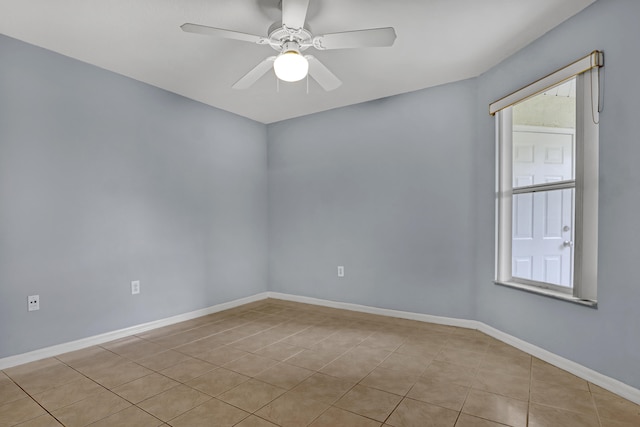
[{"xmin": 1, "ymin": 299, "xmax": 639, "ymax": 426}]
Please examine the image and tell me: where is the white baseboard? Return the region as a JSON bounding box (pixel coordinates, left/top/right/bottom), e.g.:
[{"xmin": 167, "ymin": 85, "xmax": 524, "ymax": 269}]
[
  {"xmin": 0, "ymin": 292, "xmax": 269, "ymax": 371},
  {"xmin": 266, "ymin": 292, "xmax": 478, "ymax": 329},
  {"xmin": 475, "ymin": 323, "xmax": 640, "ymax": 405},
  {"xmin": 2, "ymin": 290, "xmax": 639, "ymax": 406},
  {"xmin": 267, "ymin": 292, "xmax": 640, "ymax": 405}
]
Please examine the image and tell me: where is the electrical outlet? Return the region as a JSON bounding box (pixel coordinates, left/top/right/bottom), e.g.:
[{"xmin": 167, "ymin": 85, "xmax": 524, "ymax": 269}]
[
  {"xmin": 131, "ymin": 280, "xmax": 140, "ymax": 295},
  {"xmin": 28, "ymin": 295, "xmax": 40, "ymax": 311},
  {"xmin": 337, "ymin": 266, "xmax": 345, "ymax": 278}
]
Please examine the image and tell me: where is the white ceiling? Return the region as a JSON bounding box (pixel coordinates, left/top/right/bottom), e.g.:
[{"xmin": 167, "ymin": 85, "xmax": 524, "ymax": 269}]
[{"xmin": 0, "ymin": 0, "xmax": 595, "ymax": 124}]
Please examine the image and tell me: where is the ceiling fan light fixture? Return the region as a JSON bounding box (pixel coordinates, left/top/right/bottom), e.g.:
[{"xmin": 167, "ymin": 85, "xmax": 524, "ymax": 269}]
[
  {"xmin": 182, "ymin": 0, "xmax": 396, "ymax": 91},
  {"xmin": 274, "ymin": 50, "xmax": 309, "ymax": 82}
]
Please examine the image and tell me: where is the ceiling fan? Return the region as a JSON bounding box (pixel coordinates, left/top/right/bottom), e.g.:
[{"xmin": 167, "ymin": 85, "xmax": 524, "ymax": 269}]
[{"xmin": 181, "ymin": 0, "xmax": 397, "ymax": 91}]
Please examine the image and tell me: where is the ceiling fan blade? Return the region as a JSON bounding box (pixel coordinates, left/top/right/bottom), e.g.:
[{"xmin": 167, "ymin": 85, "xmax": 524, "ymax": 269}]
[
  {"xmin": 282, "ymin": 0, "xmax": 310, "ymax": 29},
  {"xmin": 232, "ymin": 57, "xmax": 276, "ymax": 89},
  {"xmin": 306, "ymin": 56, "xmax": 342, "ymax": 91},
  {"xmin": 313, "ymin": 27, "xmax": 397, "ymax": 50},
  {"xmin": 181, "ymin": 23, "xmax": 267, "ymax": 44}
]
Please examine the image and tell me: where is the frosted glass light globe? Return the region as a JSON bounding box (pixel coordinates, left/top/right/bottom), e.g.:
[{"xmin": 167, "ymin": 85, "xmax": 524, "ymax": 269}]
[{"xmin": 274, "ymin": 51, "xmax": 309, "ymax": 82}]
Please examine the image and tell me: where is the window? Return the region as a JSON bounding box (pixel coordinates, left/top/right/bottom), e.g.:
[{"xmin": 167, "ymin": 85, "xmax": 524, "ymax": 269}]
[{"xmin": 491, "ymin": 52, "xmax": 603, "ymax": 306}]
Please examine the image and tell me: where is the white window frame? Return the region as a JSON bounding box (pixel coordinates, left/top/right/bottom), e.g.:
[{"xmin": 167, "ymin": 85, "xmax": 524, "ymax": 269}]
[{"xmin": 492, "ymin": 52, "xmax": 602, "ymax": 306}]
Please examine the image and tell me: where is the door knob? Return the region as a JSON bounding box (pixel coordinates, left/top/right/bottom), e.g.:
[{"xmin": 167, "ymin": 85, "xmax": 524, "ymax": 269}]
[{"xmin": 563, "ymin": 241, "xmax": 574, "ymax": 247}]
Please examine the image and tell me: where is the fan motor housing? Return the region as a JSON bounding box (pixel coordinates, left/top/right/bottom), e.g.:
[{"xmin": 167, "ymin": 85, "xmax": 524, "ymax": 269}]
[{"xmin": 267, "ymin": 22, "xmax": 312, "ymax": 51}]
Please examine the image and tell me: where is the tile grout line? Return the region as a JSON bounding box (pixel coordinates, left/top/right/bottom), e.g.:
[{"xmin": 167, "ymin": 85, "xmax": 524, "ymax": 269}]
[
  {"xmin": 49, "ymin": 341, "xmax": 219, "ymax": 426},
  {"xmin": 56, "ymin": 352, "xmax": 168, "ymax": 426},
  {"xmin": 589, "ymin": 386, "xmax": 604, "ymax": 427},
  {"xmin": 2, "ymin": 371, "xmax": 68, "ymax": 426}
]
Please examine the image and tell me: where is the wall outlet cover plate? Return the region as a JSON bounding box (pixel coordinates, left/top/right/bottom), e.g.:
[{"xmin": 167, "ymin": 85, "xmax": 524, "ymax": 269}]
[{"xmin": 28, "ymin": 295, "xmax": 40, "ymax": 311}]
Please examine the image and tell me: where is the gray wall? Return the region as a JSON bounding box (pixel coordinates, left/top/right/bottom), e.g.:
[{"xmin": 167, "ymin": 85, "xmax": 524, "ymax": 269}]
[
  {"xmin": 0, "ymin": 35, "xmax": 268, "ymax": 358},
  {"xmin": 474, "ymin": 0, "xmax": 640, "ymax": 390},
  {"xmin": 268, "ymin": 80, "xmax": 478, "ymax": 319}
]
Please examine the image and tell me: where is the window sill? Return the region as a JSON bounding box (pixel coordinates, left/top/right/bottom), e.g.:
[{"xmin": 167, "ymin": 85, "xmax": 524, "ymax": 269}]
[{"xmin": 494, "ymin": 280, "xmax": 598, "ymax": 308}]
